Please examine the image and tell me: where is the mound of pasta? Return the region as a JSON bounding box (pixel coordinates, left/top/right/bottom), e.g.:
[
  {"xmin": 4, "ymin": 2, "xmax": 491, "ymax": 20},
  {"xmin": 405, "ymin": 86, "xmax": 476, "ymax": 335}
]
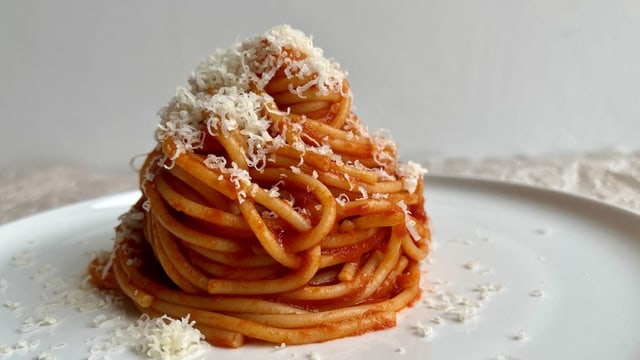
[{"xmin": 90, "ymin": 25, "xmax": 430, "ymax": 348}]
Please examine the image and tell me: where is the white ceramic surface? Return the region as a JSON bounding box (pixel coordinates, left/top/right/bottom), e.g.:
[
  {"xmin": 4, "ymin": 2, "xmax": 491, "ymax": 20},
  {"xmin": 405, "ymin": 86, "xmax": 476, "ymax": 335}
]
[{"xmin": 1, "ymin": 176, "xmax": 639, "ymax": 359}]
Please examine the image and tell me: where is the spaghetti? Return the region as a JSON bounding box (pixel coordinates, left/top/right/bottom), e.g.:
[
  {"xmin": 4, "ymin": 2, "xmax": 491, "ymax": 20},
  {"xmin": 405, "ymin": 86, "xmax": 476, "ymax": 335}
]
[{"xmin": 89, "ymin": 25, "xmax": 430, "ymax": 348}]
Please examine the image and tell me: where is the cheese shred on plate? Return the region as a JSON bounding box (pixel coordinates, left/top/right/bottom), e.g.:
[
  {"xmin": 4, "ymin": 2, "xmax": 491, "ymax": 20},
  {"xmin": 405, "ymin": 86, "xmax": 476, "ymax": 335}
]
[{"xmin": 113, "ymin": 314, "xmax": 206, "ymax": 360}]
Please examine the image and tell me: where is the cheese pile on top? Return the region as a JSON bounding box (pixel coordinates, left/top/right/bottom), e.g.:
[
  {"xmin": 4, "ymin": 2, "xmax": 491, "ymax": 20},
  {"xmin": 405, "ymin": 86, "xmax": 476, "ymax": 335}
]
[
  {"xmin": 156, "ymin": 25, "xmax": 344, "ymax": 160},
  {"xmin": 153, "ymin": 24, "xmax": 426, "ymax": 196}
]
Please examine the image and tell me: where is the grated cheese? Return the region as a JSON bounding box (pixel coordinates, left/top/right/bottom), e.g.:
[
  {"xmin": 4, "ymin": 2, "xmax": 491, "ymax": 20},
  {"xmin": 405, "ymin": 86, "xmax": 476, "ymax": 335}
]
[
  {"xmin": 421, "ymin": 275, "xmax": 505, "ymax": 335},
  {"xmin": 473, "ymin": 282, "xmax": 503, "ymax": 301},
  {"xmin": 203, "ymin": 155, "xmax": 252, "ymax": 191},
  {"xmin": 111, "ymin": 314, "xmax": 206, "ymax": 360},
  {"xmin": 37, "ymin": 352, "xmax": 54, "ymax": 360},
  {"xmin": 0, "ymin": 344, "xmax": 12, "ymax": 355},
  {"xmin": 396, "ymin": 161, "xmax": 427, "ymax": 194},
  {"xmin": 371, "ymin": 129, "xmax": 396, "ymax": 167},
  {"xmin": 157, "ymin": 25, "xmax": 346, "ymax": 170},
  {"xmin": 50, "ymin": 343, "xmax": 66, "ymax": 351},
  {"xmin": 3, "ymin": 300, "xmax": 21, "ymax": 310},
  {"xmin": 371, "ymin": 192, "xmax": 389, "ymax": 199},
  {"xmin": 448, "ymin": 306, "xmax": 477, "ymax": 322},
  {"xmin": 431, "ymin": 315, "xmax": 444, "ymax": 325},
  {"xmin": 356, "ymin": 185, "xmax": 368, "ymax": 200},
  {"xmin": 493, "ymin": 355, "xmax": 521, "ymax": 360},
  {"xmin": 335, "ymin": 193, "xmax": 350, "ymax": 206},
  {"xmin": 513, "ymin": 329, "xmax": 528, "ymax": 341},
  {"xmin": 4, "ymin": 239, "xmax": 211, "ymax": 360},
  {"xmin": 415, "ymin": 321, "xmax": 434, "ymax": 338},
  {"xmin": 20, "ymin": 315, "xmax": 59, "ymax": 334},
  {"xmin": 529, "ymin": 289, "xmax": 544, "ymax": 298},
  {"xmin": 92, "ymin": 313, "xmax": 124, "ymax": 329},
  {"xmin": 463, "ymin": 260, "xmax": 480, "ymax": 271},
  {"xmin": 397, "ymin": 200, "xmax": 421, "ymax": 241}
]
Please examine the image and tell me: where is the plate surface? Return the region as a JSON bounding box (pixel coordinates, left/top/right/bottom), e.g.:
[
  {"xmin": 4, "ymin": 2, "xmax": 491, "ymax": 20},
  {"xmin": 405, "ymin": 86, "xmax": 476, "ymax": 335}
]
[{"xmin": 1, "ymin": 176, "xmax": 639, "ymax": 359}]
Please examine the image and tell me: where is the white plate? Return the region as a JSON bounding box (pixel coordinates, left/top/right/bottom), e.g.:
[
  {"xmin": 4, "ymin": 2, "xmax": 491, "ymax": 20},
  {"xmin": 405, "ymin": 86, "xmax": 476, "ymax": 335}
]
[{"xmin": 1, "ymin": 176, "xmax": 640, "ymax": 359}]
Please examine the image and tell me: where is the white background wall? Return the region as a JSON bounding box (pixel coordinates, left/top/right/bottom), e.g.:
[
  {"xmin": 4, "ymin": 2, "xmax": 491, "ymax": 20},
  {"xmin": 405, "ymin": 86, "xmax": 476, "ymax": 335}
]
[{"xmin": 1, "ymin": 0, "xmax": 639, "ymax": 172}]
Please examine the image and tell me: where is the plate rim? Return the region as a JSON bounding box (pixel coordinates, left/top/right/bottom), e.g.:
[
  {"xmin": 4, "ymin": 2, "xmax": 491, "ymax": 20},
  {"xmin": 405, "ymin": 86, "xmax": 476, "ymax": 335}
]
[
  {"xmin": 2, "ymin": 173, "xmax": 639, "ymax": 231},
  {"xmin": 425, "ymin": 173, "xmax": 640, "ymax": 217}
]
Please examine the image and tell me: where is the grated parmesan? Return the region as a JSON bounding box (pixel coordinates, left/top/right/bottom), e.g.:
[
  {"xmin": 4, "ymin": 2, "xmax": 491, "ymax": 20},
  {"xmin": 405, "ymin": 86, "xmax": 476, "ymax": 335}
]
[
  {"xmin": 3, "ymin": 300, "xmax": 21, "ymax": 310},
  {"xmin": 335, "ymin": 193, "xmax": 350, "ymax": 206},
  {"xmin": 0, "ymin": 344, "xmax": 12, "ymax": 355},
  {"xmin": 420, "ymin": 275, "xmax": 505, "ymax": 335},
  {"xmin": 110, "ymin": 314, "xmax": 206, "ymax": 360},
  {"xmin": 397, "ymin": 200, "xmax": 421, "ymax": 241},
  {"xmin": 529, "ymin": 289, "xmax": 544, "ymax": 298},
  {"xmin": 20, "ymin": 315, "xmax": 59, "ymax": 334},
  {"xmin": 415, "ymin": 321, "xmax": 434, "ymax": 338},
  {"xmin": 37, "ymin": 352, "xmax": 54, "ymax": 360},
  {"xmin": 493, "ymin": 355, "xmax": 521, "ymax": 360},
  {"xmin": 463, "ymin": 260, "xmax": 481, "ymax": 271},
  {"xmin": 513, "ymin": 329, "xmax": 528, "ymax": 341},
  {"xmin": 431, "ymin": 315, "xmax": 444, "ymax": 325},
  {"xmin": 156, "ymin": 25, "xmax": 346, "ymax": 172},
  {"xmin": 396, "ymin": 161, "xmax": 427, "ymax": 194}
]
